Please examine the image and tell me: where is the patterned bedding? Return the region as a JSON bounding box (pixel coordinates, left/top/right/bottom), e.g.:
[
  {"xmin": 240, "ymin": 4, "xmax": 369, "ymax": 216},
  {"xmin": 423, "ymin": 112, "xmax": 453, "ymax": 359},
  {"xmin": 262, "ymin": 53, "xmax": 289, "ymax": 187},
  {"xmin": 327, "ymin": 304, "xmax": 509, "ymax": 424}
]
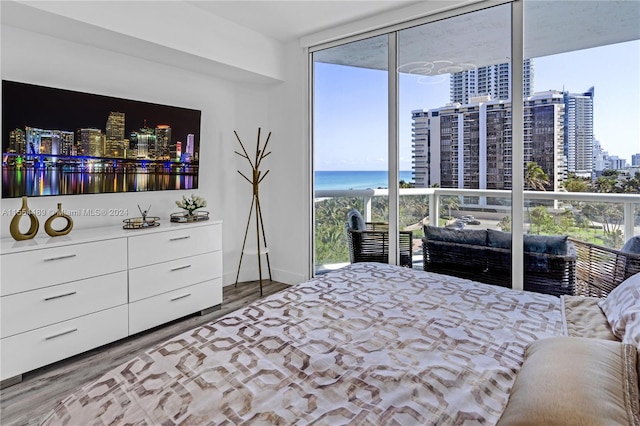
[{"xmin": 42, "ymin": 262, "xmax": 574, "ymax": 425}]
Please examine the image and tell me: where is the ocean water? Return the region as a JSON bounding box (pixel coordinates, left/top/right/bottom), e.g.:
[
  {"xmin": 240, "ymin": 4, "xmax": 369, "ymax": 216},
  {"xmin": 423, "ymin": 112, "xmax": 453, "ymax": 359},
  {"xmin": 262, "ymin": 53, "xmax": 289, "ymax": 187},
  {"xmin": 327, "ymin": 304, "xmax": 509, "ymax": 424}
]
[{"xmin": 315, "ymin": 170, "xmax": 414, "ymax": 190}]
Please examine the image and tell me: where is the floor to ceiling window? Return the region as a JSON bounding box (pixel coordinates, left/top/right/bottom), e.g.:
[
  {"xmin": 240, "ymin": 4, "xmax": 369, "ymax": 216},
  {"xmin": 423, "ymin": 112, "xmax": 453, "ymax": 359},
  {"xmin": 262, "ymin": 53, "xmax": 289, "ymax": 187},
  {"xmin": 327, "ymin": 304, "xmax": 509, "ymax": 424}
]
[
  {"xmin": 310, "ymin": 0, "xmax": 639, "ymax": 283},
  {"xmin": 312, "ymin": 35, "xmax": 389, "ymax": 274}
]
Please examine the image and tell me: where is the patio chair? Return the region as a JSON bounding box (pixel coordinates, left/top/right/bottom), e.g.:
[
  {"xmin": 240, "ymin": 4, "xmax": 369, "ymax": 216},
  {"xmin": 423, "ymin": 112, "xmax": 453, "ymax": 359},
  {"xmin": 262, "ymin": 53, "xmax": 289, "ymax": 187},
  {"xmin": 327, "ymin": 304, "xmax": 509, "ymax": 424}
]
[
  {"xmin": 570, "ymin": 237, "xmax": 640, "ymax": 298},
  {"xmin": 346, "ymin": 209, "xmax": 413, "ymax": 268}
]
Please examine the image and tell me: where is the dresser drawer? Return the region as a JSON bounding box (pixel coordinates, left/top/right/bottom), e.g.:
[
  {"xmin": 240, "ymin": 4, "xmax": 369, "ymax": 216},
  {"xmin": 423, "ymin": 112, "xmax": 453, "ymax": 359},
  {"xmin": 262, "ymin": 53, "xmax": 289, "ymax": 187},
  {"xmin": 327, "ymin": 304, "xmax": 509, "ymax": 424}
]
[
  {"xmin": 0, "ymin": 305, "xmax": 128, "ymax": 381},
  {"xmin": 129, "ymin": 278, "xmax": 222, "ymax": 335},
  {"xmin": 1, "ymin": 238, "xmax": 127, "ymax": 296},
  {"xmin": 1, "ymin": 271, "xmax": 127, "ymax": 339},
  {"xmin": 128, "ymin": 223, "xmax": 221, "ymax": 269},
  {"xmin": 129, "ymin": 251, "xmax": 222, "ymax": 302}
]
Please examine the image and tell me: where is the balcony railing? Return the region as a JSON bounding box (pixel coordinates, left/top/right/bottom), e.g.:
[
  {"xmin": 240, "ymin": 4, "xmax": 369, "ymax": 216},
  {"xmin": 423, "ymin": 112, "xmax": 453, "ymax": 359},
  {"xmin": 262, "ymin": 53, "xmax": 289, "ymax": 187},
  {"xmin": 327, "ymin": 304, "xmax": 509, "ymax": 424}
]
[{"xmin": 314, "ymin": 187, "xmax": 640, "ymax": 273}]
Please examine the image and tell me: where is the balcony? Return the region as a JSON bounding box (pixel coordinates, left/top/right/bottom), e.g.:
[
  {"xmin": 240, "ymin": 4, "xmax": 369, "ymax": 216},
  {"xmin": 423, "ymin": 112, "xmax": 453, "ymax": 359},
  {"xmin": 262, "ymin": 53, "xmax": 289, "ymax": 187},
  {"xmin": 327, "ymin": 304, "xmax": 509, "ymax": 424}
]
[{"xmin": 314, "ymin": 187, "xmax": 640, "ymax": 283}]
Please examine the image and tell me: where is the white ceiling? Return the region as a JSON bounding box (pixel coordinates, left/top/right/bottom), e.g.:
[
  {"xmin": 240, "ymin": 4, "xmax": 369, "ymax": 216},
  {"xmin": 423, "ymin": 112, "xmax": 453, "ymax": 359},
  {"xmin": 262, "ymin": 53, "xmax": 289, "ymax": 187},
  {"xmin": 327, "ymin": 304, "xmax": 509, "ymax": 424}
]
[{"xmin": 186, "ymin": 1, "xmax": 423, "ymax": 42}]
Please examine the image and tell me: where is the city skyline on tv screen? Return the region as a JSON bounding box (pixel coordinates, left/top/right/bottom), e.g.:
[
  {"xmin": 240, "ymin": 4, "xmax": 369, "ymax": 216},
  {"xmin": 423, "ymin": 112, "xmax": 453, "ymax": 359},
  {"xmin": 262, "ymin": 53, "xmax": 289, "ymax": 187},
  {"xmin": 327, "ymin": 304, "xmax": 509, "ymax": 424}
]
[{"xmin": 2, "ymin": 80, "xmax": 202, "ymax": 198}]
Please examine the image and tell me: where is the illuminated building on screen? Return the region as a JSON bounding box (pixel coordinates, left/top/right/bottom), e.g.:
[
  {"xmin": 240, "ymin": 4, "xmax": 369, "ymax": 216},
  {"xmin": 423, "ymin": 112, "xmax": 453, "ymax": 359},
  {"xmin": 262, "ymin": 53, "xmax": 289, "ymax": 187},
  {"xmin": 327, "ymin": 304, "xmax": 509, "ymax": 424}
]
[
  {"xmin": 105, "ymin": 111, "xmax": 127, "ymax": 157},
  {"xmin": 155, "ymin": 124, "xmax": 171, "ymax": 159}
]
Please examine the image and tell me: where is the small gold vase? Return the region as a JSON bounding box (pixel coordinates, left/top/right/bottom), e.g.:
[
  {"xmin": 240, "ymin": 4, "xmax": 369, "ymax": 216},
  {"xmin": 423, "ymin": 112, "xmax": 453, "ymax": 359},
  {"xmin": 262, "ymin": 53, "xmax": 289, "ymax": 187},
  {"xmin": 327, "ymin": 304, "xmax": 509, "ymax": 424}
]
[
  {"xmin": 9, "ymin": 196, "xmax": 39, "ymax": 241},
  {"xmin": 44, "ymin": 203, "xmax": 73, "ymax": 237}
]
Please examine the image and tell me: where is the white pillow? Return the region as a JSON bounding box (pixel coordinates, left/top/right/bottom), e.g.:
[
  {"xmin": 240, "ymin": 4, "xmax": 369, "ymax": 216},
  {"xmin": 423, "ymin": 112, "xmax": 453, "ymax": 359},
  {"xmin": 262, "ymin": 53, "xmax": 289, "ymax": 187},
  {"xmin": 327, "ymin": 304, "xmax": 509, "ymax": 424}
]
[
  {"xmin": 598, "ymin": 273, "xmax": 640, "ymax": 344},
  {"xmin": 620, "ymin": 310, "xmax": 640, "ymax": 349}
]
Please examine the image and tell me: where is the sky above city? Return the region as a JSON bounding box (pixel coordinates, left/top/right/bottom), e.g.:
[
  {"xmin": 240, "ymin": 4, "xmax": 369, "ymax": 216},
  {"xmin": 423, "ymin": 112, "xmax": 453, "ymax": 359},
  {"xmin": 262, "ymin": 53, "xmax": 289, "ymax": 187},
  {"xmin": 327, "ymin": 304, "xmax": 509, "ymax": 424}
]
[
  {"xmin": 314, "ymin": 39, "xmax": 640, "ymax": 171},
  {"xmin": 2, "ymin": 80, "xmax": 201, "ymax": 152}
]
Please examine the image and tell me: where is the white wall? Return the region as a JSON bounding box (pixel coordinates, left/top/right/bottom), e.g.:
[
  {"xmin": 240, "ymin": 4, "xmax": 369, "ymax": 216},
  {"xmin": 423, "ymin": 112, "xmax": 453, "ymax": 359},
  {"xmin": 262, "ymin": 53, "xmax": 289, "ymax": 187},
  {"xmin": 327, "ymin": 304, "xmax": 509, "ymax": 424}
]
[
  {"xmin": 264, "ymin": 42, "xmax": 311, "ymax": 284},
  {"xmin": 0, "ymin": 24, "xmax": 284, "ymax": 286}
]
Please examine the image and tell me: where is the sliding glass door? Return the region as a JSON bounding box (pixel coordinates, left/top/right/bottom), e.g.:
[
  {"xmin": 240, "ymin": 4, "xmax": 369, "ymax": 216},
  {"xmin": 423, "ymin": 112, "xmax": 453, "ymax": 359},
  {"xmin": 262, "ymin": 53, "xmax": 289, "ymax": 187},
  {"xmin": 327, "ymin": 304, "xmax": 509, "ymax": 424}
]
[
  {"xmin": 397, "ymin": 4, "xmax": 513, "ymax": 278},
  {"xmin": 310, "ymin": 0, "xmax": 639, "ymax": 282}
]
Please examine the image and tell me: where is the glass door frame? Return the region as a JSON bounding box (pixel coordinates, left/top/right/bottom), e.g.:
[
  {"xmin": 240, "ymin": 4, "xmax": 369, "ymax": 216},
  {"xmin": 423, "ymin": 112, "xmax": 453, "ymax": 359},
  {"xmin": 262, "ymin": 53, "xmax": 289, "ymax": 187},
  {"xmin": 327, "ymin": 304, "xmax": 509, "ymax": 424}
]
[{"xmin": 309, "ymin": 0, "xmax": 525, "ymax": 289}]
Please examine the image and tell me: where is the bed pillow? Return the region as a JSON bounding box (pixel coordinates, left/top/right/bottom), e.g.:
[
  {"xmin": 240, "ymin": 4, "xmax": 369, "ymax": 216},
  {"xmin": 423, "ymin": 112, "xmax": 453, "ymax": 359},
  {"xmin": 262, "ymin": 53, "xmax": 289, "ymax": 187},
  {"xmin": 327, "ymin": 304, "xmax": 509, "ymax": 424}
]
[
  {"xmin": 497, "ymin": 337, "xmax": 640, "ymax": 426},
  {"xmin": 598, "ymin": 273, "xmax": 640, "ymax": 342},
  {"xmin": 346, "ymin": 208, "xmax": 366, "ymax": 231},
  {"xmin": 621, "ymin": 311, "xmax": 640, "ymax": 349}
]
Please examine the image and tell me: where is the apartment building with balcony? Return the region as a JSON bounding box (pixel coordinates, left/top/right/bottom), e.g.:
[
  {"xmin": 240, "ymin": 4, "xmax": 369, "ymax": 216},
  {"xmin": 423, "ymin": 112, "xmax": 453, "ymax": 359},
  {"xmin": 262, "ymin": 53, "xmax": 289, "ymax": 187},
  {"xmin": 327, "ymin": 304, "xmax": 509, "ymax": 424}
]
[
  {"xmin": 449, "ymin": 60, "xmax": 533, "ymax": 104},
  {"xmin": 564, "ymin": 87, "xmax": 595, "ymax": 178},
  {"xmin": 413, "ymin": 90, "xmax": 565, "ymax": 195}
]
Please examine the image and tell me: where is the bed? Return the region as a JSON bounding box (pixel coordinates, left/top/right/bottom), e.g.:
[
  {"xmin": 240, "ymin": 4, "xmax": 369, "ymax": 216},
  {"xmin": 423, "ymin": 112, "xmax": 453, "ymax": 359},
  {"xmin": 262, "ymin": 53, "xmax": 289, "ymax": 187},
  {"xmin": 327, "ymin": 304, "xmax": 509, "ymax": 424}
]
[{"xmin": 41, "ymin": 263, "xmax": 640, "ymax": 425}]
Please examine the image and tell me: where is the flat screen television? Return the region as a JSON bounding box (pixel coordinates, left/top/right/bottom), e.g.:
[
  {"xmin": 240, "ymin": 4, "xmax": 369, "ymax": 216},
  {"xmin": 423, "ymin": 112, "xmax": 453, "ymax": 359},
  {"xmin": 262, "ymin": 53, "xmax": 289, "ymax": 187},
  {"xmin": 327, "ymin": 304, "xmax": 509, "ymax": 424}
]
[{"xmin": 2, "ymin": 80, "xmax": 201, "ymax": 198}]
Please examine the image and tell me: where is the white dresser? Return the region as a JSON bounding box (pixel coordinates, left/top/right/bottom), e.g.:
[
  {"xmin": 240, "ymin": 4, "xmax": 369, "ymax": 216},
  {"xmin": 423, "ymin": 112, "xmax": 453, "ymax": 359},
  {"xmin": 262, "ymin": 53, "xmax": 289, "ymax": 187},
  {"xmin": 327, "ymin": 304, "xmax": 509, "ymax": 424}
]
[{"xmin": 0, "ymin": 220, "xmax": 223, "ymax": 385}]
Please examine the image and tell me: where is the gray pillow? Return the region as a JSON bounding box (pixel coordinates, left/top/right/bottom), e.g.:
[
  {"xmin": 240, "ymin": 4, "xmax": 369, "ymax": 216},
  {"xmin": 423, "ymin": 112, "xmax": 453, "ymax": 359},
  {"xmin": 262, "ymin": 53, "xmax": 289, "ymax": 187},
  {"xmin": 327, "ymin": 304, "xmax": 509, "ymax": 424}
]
[
  {"xmin": 621, "ymin": 236, "xmax": 640, "ymax": 254},
  {"xmin": 523, "ymin": 234, "xmax": 568, "ymax": 255},
  {"xmin": 346, "ymin": 208, "xmax": 366, "ymax": 230}
]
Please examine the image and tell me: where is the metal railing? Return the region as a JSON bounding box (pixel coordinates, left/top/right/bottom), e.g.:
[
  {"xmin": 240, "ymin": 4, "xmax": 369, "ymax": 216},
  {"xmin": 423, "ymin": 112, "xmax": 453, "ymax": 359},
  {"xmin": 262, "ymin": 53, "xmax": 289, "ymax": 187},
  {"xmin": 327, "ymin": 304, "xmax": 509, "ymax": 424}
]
[
  {"xmin": 315, "ymin": 187, "xmax": 639, "ymax": 241},
  {"xmin": 315, "ymin": 187, "xmax": 640, "ymax": 273}
]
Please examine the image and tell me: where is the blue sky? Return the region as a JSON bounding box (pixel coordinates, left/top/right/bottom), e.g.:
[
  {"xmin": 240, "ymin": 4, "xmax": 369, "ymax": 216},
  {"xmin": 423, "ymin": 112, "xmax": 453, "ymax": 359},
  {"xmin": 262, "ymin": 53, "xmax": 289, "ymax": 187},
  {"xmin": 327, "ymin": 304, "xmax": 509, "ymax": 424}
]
[{"xmin": 314, "ymin": 39, "xmax": 640, "ymax": 171}]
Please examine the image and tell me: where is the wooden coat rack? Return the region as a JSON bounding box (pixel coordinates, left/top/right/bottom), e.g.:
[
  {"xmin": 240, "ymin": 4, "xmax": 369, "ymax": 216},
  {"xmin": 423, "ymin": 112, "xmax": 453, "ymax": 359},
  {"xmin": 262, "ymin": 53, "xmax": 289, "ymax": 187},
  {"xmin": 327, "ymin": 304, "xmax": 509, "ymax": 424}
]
[{"xmin": 234, "ymin": 128, "xmax": 272, "ymax": 295}]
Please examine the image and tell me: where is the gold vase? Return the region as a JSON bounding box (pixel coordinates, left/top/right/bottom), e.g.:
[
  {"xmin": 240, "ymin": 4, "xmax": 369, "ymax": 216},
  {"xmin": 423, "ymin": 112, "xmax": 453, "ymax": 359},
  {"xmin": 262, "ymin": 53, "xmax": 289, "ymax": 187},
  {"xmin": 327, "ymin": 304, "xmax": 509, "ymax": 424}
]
[
  {"xmin": 9, "ymin": 196, "xmax": 39, "ymax": 241},
  {"xmin": 44, "ymin": 203, "xmax": 74, "ymax": 237}
]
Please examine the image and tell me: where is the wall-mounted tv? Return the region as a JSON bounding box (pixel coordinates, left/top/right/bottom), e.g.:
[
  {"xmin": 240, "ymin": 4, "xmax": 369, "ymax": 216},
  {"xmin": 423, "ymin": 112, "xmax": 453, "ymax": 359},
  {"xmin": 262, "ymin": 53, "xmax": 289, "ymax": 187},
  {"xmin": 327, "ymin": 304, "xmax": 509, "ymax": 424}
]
[{"xmin": 2, "ymin": 80, "xmax": 201, "ymax": 198}]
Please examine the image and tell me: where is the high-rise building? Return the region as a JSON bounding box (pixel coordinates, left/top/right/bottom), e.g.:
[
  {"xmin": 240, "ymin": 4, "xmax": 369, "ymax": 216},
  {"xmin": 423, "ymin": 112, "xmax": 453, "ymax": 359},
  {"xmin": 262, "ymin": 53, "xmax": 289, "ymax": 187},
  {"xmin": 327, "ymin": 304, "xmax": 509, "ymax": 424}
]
[
  {"xmin": 130, "ymin": 124, "xmax": 156, "ymax": 159},
  {"xmin": 183, "ymin": 133, "xmax": 195, "ymax": 162},
  {"xmin": 24, "ymin": 127, "xmax": 74, "ymax": 158},
  {"xmin": 412, "ymin": 91, "xmax": 565, "ymax": 196},
  {"xmin": 593, "ymin": 139, "xmax": 607, "ymax": 177},
  {"xmin": 449, "ymin": 59, "xmax": 533, "ymax": 104},
  {"xmin": 105, "ymin": 111, "xmax": 126, "ymax": 158},
  {"xmin": 8, "ymin": 129, "xmax": 26, "ymax": 154},
  {"xmin": 563, "ymin": 87, "xmax": 594, "ymax": 178},
  {"xmin": 78, "ymin": 128, "xmax": 104, "ymax": 157},
  {"xmin": 607, "ymin": 156, "xmax": 627, "ymax": 170},
  {"xmin": 155, "ymin": 125, "xmax": 171, "ymax": 160},
  {"xmin": 632, "ymin": 154, "xmax": 640, "ymax": 167}
]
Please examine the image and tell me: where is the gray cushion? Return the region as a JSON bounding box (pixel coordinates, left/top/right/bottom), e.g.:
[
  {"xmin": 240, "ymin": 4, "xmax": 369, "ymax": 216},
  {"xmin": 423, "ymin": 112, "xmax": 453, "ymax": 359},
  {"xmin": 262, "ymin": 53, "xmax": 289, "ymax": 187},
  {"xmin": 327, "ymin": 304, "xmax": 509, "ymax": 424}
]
[
  {"xmin": 424, "ymin": 225, "xmax": 487, "ymax": 246},
  {"xmin": 346, "ymin": 208, "xmax": 365, "ymax": 231},
  {"xmin": 523, "ymin": 234, "xmax": 568, "ymax": 255},
  {"xmin": 487, "ymin": 229, "xmax": 512, "ymax": 249},
  {"xmin": 621, "ymin": 236, "xmax": 640, "ymax": 254},
  {"xmin": 489, "ymin": 230, "xmax": 568, "ymax": 255}
]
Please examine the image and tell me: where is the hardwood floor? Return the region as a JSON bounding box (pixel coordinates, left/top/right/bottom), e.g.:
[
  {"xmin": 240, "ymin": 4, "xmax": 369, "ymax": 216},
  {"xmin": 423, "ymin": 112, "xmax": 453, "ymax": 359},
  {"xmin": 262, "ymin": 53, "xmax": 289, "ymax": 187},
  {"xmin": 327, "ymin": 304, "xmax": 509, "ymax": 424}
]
[{"xmin": 0, "ymin": 280, "xmax": 290, "ymax": 426}]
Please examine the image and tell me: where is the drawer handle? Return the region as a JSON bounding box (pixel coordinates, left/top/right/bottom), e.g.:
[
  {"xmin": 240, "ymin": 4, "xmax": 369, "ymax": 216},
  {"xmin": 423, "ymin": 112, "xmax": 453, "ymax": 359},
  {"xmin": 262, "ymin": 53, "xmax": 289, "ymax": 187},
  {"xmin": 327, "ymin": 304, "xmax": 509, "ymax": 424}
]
[
  {"xmin": 170, "ymin": 264, "xmax": 192, "ymax": 272},
  {"xmin": 45, "ymin": 328, "xmax": 78, "ymax": 340},
  {"xmin": 169, "ymin": 236, "xmax": 191, "ymax": 241},
  {"xmin": 43, "ymin": 254, "xmax": 77, "ymax": 262},
  {"xmin": 44, "ymin": 291, "xmax": 77, "ymax": 301},
  {"xmin": 170, "ymin": 293, "xmax": 191, "ymax": 301}
]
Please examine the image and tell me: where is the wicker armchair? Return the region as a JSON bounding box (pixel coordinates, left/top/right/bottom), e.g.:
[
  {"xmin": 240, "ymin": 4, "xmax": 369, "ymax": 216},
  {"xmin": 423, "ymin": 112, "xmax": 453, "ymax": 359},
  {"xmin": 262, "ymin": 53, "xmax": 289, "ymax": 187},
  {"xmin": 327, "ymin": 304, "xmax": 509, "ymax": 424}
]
[
  {"xmin": 346, "ymin": 222, "xmax": 413, "ymax": 268},
  {"xmin": 570, "ymin": 238, "xmax": 640, "ymax": 298}
]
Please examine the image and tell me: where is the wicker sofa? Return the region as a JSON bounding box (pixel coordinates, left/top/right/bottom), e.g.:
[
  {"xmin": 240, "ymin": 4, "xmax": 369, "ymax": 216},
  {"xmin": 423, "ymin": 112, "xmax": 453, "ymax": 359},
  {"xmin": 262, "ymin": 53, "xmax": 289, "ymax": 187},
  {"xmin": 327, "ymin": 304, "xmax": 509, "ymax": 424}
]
[{"xmin": 422, "ymin": 226, "xmax": 577, "ymax": 296}]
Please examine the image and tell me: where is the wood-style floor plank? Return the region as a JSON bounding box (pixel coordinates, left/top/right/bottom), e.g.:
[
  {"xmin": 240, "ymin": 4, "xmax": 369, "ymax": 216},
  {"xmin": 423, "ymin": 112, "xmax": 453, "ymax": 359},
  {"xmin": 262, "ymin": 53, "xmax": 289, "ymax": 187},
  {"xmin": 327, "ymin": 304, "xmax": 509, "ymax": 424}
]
[{"xmin": 0, "ymin": 280, "xmax": 290, "ymax": 426}]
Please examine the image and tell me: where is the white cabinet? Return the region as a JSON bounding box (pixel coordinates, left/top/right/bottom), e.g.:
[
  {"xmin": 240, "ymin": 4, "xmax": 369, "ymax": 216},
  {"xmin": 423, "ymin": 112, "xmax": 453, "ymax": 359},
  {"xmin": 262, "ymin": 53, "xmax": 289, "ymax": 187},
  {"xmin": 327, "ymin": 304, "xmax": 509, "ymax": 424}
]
[
  {"xmin": 127, "ymin": 222, "xmax": 223, "ymax": 334},
  {"xmin": 0, "ymin": 238, "xmax": 128, "ymax": 382},
  {"xmin": 0, "ymin": 220, "xmax": 223, "ymax": 384}
]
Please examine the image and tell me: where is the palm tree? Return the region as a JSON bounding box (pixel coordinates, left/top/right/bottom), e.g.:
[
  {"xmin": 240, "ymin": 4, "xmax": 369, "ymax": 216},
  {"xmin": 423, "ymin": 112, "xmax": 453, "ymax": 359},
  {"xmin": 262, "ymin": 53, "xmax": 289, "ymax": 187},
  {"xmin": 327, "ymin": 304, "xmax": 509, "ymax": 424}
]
[
  {"xmin": 524, "ymin": 162, "xmax": 549, "ymax": 233},
  {"xmin": 524, "ymin": 162, "xmax": 550, "ymax": 190},
  {"xmin": 440, "ymin": 196, "xmax": 459, "ymax": 219}
]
